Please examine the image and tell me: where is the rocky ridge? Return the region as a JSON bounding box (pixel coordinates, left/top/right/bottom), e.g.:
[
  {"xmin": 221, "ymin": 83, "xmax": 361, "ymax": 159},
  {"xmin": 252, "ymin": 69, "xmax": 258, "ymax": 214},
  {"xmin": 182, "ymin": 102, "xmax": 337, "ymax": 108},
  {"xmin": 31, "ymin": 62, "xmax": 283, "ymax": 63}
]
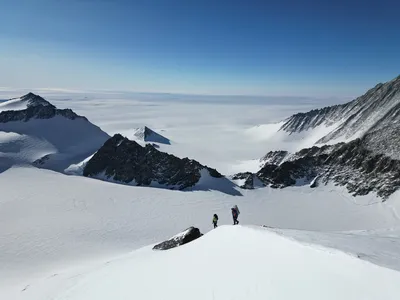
[
  {"xmin": 237, "ymin": 75, "xmax": 400, "ymax": 199},
  {"xmin": 83, "ymin": 134, "xmax": 223, "ymax": 190}
]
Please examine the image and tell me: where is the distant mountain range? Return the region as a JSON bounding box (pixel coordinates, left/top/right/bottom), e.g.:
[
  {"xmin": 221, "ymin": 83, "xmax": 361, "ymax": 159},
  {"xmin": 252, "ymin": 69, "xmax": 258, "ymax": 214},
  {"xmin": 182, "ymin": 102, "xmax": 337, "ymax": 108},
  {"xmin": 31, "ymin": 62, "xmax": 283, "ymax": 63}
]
[
  {"xmin": 2, "ymin": 74, "xmax": 400, "ymax": 199},
  {"xmin": 0, "ymin": 93, "xmax": 237, "ymax": 194}
]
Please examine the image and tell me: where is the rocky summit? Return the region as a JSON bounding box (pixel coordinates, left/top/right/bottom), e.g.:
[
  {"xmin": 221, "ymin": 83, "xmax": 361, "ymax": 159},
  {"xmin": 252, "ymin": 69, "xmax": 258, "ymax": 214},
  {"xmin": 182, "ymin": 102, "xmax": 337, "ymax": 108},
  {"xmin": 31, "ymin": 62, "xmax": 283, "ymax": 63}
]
[
  {"xmin": 0, "ymin": 93, "xmax": 87, "ymax": 123},
  {"xmin": 83, "ymin": 134, "xmax": 222, "ymax": 189},
  {"xmin": 18, "ymin": 92, "xmax": 55, "ymax": 108}
]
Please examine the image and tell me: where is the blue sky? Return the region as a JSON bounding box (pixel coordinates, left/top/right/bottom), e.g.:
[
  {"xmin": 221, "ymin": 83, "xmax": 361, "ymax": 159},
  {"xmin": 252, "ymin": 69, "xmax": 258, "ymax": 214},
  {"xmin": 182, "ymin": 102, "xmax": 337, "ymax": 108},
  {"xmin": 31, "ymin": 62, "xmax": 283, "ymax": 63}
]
[{"xmin": 0, "ymin": 0, "xmax": 399, "ymax": 97}]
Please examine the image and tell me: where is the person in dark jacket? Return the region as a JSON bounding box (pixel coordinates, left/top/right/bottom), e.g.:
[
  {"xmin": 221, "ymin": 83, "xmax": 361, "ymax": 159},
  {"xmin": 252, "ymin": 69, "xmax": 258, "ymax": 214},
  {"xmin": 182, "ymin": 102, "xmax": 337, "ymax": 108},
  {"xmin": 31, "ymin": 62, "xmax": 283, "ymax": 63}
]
[
  {"xmin": 231, "ymin": 206, "xmax": 239, "ymax": 225},
  {"xmin": 212, "ymin": 214, "xmax": 218, "ymax": 228}
]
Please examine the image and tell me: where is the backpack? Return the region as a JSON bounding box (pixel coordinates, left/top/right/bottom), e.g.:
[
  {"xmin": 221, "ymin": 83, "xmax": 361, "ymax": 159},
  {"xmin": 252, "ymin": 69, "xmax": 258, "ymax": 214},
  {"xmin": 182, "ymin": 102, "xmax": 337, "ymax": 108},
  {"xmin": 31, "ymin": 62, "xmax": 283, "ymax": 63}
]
[{"xmin": 234, "ymin": 205, "xmax": 240, "ymax": 215}]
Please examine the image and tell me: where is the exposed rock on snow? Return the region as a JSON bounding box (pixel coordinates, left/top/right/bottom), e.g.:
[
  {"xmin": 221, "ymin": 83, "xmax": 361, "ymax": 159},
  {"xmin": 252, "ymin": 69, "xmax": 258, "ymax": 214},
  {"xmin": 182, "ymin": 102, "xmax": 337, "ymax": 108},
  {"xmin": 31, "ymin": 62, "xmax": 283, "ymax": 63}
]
[
  {"xmin": 244, "ymin": 75, "xmax": 400, "ymax": 199},
  {"xmin": 133, "ymin": 126, "xmax": 170, "ymax": 145},
  {"xmin": 255, "ymin": 138, "xmax": 400, "ymax": 199},
  {"xmin": 259, "ymin": 150, "xmax": 288, "ymax": 167},
  {"xmin": 231, "ymin": 172, "xmax": 255, "ymax": 189},
  {"xmin": 153, "ymin": 227, "xmax": 203, "ymax": 250},
  {"xmin": 231, "ymin": 172, "xmax": 254, "ymax": 189},
  {"xmin": 83, "ymin": 134, "xmax": 224, "ymax": 190}
]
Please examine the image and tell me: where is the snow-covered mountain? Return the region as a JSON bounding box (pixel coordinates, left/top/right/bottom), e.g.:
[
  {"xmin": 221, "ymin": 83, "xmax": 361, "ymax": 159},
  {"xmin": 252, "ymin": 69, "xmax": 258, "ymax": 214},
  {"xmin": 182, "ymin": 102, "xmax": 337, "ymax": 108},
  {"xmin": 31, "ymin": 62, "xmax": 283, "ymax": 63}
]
[
  {"xmin": 0, "ymin": 93, "xmax": 110, "ymax": 172},
  {"xmin": 83, "ymin": 134, "xmax": 238, "ymax": 194},
  {"xmin": 236, "ymin": 75, "xmax": 400, "ymax": 199},
  {"xmin": 0, "ymin": 92, "xmax": 54, "ymax": 111},
  {"xmin": 2, "ymin": 89, "xmax": 400, "ymax": 300},
  {"xmin": 133, "ymin": 126, "xmax": 171, "ymax": 145},
  {"xmin": 281, "ymin": 75, "xmax": 400, "ymax": 149}
]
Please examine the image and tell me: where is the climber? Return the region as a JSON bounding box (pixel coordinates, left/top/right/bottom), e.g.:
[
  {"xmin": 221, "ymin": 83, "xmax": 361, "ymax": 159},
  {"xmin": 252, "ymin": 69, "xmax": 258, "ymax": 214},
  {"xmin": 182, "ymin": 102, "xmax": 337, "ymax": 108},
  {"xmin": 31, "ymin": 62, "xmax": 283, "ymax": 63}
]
[
  {"xmin": 212, "ymin": 214, "xmax": 219, "ymax": 228},
  {"xmin": 231, "ymin": 205, "xmax": 240, "ymax": 225}
]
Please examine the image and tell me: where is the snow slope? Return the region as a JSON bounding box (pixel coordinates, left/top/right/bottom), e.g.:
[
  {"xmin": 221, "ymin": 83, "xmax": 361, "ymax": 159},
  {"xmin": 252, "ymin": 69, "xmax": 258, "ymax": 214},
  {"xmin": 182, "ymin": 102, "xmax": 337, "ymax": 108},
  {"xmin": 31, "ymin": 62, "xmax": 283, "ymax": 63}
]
[
  {"xmin": 7, "ymin": 226, "xmax": 400, "ymax": 300},
  {"xmin": 0, "ymin": 116, "xmax": 109, "ymax": 172},
  {"xmin": 0, "ymin": 94, "xmax": 110, "ymax": 173},
  {"xmin": 56, "ymin": 226, "xmax": 400, "ymax": 300},
  {"xmin": 1, "ymin": 91, "xmax": 400, "ymax": 299},
  {"xmin": 1, "ymin": 167, "xmax": 400, "ymax": 299}
]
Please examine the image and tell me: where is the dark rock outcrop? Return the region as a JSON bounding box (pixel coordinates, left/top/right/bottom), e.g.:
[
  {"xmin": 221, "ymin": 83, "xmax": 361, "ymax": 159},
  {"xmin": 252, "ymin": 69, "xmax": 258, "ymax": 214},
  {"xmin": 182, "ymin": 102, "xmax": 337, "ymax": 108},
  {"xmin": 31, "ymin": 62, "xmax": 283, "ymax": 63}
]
[
  {"xmin": 255, "ymin": 137, "xmax": 400, "ymax": 199},
  {"xmin": 231, "ymin": 172, "xmax": 255, "ymax": 189},
  {"xmin": 259, "ymin": 150, "xmax": 288, "ymax": 167},
  {"xmin": 83, "ymin": 134, "xmax": 223, "ymax": 189},
  {"xmin": 153, "ymin": 227, "xmax": 203, "ymax": 250},
  {"xmin": 0, "ymin": 105, "xmax": 87, "ymax": 123}
]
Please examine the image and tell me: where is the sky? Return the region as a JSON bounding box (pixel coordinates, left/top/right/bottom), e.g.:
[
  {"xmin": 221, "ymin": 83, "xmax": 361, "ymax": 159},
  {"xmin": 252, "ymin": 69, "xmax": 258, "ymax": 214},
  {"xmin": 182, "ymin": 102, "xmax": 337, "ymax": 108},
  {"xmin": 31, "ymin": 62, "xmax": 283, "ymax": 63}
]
[{"xmin": 0, "ymin": 0, "xmax": 399, "ymax": 97}]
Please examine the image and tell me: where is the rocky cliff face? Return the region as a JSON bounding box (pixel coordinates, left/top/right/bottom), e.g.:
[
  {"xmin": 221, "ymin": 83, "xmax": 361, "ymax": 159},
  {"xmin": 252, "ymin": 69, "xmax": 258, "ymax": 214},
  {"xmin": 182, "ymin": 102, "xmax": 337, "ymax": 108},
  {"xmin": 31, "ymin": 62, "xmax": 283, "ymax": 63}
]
[
  {"xmin": 259, "ymin": 150, "xmax": 288, "ymax": 167},
  {"xmin": 83, "ymin": 134, "xmax": 222, "ymax": 189},
  {"xmin": 251, "ymin": 137, "xmax": 400, "ymax": 199},
  {"xmin": 0, "ymin": 105, "xmax": 86, "ymax": 123},
  {"xmin": 238, "ymin": 75, "xmax": 400, "ymax": 200},
  {"xmin": 280, "ymin": 75, "xmax": 400, "ymax": 149}
]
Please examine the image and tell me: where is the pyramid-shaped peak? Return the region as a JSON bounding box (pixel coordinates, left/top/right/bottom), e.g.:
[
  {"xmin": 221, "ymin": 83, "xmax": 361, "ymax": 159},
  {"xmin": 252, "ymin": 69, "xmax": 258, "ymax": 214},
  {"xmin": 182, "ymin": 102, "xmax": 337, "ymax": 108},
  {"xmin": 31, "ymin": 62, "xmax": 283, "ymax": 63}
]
[
  {"xmin": 133, "ymin": 126, "xmax": 170, "ymax": 145},
  {"xmin": 20, "ymin": 93, "xmax": 54, "ymax": 108}
]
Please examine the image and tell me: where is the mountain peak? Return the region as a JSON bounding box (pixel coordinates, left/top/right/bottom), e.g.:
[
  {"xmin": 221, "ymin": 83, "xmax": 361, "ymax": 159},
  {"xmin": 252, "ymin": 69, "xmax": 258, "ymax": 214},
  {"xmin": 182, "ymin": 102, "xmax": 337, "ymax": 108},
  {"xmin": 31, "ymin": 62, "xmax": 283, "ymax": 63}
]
[
  {"xmin": 133, "ymin": 126, "xmax": 171, "ymax": 145},
  {"xmin": 20, "ymin": 92, "xmax": 54, "ymax": 108},
  {"xmin": 82, "ymin": 134, "xmax": 225, "ymax": 191}
]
